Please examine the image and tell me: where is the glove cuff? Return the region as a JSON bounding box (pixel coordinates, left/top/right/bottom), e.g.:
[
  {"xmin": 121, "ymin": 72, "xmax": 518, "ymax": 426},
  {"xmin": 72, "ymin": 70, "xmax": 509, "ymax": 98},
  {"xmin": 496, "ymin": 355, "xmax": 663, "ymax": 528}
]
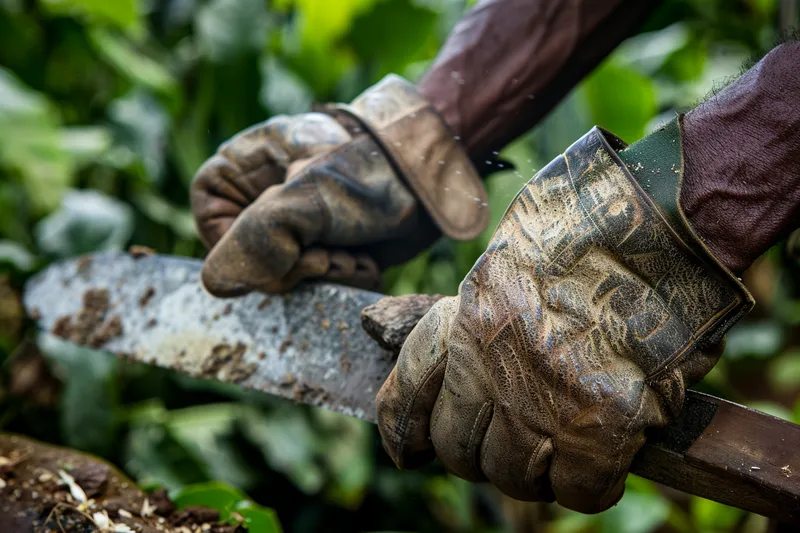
[
  {"xmin": 331, "ymin": 75, "xmax": 489, "ymax": 241},
  {"xmin": 557, "ymin": 125, "xmax": 754, "ymax": 379}
]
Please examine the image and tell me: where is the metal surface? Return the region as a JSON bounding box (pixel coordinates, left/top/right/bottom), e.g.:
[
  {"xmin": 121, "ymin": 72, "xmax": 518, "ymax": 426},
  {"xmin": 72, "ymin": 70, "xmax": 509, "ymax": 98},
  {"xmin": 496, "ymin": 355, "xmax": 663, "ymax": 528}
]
[{"xmin": 24, "ymin": 252, "xmax": 396, "ymax": 421}]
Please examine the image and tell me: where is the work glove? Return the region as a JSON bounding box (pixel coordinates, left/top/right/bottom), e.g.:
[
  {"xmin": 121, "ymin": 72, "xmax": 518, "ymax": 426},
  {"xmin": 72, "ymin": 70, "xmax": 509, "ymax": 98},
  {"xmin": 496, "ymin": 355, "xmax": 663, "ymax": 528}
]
[
  {"xmin": 191, "ymin": 75, "xmax": 488, "ymax": 295},
  {"xmin": 376, "ymin": 119, "xmax": 754, "ymax": 513}
]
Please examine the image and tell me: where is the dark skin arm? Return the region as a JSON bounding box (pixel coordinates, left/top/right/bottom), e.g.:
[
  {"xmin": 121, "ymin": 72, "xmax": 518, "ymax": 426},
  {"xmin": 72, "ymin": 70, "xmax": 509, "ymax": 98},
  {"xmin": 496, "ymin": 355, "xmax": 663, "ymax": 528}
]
[
  {"xmin": 418, "ymin": 0, "xmax": 664, "ymax": 157},
  {"xmin": 417, "ymin": 0, "xmax": 800, "ymax": 275},
  {"xmin": 681, "ymin": 42, "xmax": 800, "ymax": 274}
]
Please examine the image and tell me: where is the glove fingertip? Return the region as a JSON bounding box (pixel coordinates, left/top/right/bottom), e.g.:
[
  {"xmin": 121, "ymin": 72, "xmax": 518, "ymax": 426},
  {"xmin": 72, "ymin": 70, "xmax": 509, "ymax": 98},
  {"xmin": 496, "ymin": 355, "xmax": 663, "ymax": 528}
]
[
  {"xmin": 200, "ymin": 251, "xmax": 254, "ymax": 298},
  {"xmin": 376, "ymin": 298, "xmax": 457, "ymax": 470}
]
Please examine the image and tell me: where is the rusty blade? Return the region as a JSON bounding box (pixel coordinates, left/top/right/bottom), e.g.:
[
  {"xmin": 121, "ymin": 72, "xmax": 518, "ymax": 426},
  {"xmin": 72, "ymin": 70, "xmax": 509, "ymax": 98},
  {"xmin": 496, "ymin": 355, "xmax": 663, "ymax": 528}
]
[{"xmin": 23, "ymin": 252, "xmax": 396, "ymax": 421}]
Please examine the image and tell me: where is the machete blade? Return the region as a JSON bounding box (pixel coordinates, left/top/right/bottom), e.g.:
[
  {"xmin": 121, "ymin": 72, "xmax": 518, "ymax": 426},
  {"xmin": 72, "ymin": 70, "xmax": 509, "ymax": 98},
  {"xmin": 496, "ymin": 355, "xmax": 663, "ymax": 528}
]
[{"xmin": 23, "ymin": 252, "xmax": 395, "ymax": 421}]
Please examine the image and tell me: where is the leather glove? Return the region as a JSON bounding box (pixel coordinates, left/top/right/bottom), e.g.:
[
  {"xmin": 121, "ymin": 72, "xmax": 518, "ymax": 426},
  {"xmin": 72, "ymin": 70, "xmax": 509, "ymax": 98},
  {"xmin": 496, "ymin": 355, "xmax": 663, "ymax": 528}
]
[
  {"xmin": 191, "ymin": 75, "xmax": 488, "ymax": 295},
  {"xmin": 376, "ymin": 119, "xmax": 754, "ymax": 513}
]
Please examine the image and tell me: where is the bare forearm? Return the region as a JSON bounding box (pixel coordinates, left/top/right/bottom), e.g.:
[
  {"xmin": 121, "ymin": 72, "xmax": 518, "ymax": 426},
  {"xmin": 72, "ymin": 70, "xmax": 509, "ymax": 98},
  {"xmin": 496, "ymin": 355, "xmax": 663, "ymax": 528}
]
[
  {"xmin": 418, "ymin": 0, "xmax": 663, "ymax": 158},
  {"xmin": 682, "ymin": 42, "xmax": 800, "ymax": 274}
]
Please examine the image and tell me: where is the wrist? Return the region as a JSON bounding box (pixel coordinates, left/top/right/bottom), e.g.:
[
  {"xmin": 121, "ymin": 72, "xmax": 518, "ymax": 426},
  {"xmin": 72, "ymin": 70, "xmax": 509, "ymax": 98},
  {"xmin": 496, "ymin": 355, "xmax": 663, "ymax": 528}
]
[{"xmin": 679, "ymin": 42, "xmax": 800, "ymax": 274}]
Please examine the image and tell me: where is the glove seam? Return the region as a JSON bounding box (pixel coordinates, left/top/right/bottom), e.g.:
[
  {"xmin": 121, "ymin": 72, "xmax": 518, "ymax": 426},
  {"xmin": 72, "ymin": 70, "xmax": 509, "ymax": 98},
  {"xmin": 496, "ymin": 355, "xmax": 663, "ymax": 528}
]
[
  {"xmin": 524, "ymin": 436, "xmax": 551, "ymax": 488},
  {"xmin": 467, "ymin": 400, "xmax": 493, "ymax": 480},
  {"xmin": 561, "ymin": 134, "xmax": 750, "ymax": 380},
  {"xmin": 397, "ymin": 355, "xmax": 448, "ymax": 465}
]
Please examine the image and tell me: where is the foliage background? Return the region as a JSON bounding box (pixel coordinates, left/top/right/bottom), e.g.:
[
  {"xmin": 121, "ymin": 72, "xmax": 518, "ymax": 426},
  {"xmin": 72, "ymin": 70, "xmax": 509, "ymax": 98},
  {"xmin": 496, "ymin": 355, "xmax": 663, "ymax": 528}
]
[{"xmin": 0, "ymin": 0, "xmax": 799, "ymax": 532}]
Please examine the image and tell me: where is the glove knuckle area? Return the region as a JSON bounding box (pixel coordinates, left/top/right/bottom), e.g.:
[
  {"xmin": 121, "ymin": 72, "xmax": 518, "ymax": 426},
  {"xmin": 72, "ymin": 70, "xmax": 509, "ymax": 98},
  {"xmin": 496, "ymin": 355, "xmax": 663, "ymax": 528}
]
[
  {"xmin": 479, "ymin": 417, "xmax": 556, "ymax": 503},
  {"xmin": 548, "ymin": 433, "xmax": 638, "ymax": 514},
  {"xmin": 376, "ymin": 298, "xmax": 457, "ymax": 469},
  {"xmin": 201, "ymin": 186, "xmax": 312, "ymax": 296}
]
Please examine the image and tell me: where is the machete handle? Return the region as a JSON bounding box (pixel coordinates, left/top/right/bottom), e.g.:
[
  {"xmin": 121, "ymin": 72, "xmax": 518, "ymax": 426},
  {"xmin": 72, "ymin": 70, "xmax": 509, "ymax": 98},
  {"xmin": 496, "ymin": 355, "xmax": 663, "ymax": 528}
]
[{"xmin": 361, "ymin": 295, "xmax": 800, "ymax": 524}]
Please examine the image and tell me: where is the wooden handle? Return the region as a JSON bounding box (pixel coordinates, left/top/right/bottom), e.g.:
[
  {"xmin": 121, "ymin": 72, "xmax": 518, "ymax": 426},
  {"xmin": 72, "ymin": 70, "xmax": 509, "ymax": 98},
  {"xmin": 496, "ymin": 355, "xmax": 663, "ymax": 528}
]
[{"xmin": 362, "ymin": 295, "xmax": 800, "ymax": 524}]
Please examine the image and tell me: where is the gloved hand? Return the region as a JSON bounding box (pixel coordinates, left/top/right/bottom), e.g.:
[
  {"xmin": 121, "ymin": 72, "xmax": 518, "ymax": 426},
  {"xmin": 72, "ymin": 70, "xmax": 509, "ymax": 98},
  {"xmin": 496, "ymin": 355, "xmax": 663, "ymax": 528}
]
[
  {"xmin": 191, "ymin": 75, "xmax": 488, "ymax": 295},
  {"xmin": 376, "ymin": 122, "xmax": 753, "ymax": 513}
]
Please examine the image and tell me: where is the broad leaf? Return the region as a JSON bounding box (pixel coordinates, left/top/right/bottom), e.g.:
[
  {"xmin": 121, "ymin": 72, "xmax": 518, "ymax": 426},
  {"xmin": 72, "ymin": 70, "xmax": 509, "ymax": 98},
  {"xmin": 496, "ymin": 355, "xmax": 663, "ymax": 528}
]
[
  {"xmin": 582, "ymin": 59, "xmax": 657, "ymax": 144},
  {"xmin": 0, "ymin": 68, "xmax": 73, "ymax": 214},
  {"xmin": 89, "ymin": 28, "xmax": 178, "ymax": 97},
  {"xmin": 195, "ymin": 0, "xmax": 269, "ymax": 62},
  {"xmin": 39, "ymin": 0, "xmax": 141, "ymax": 33},
  {"xmin": 35, "ymin": 189, "xmax": 133, "ymax": 257},
  {"xmin": 38, "ymin": 333, "xmax": 120, "ymax": 456}
]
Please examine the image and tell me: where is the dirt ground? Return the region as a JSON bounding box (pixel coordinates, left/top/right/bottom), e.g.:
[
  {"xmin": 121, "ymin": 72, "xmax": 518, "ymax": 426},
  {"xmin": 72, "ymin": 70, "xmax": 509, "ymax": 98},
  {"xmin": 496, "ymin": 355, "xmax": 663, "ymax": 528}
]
[{"xmin": 0, "ymin": 433, "xmax": 244, "ymax": 533}]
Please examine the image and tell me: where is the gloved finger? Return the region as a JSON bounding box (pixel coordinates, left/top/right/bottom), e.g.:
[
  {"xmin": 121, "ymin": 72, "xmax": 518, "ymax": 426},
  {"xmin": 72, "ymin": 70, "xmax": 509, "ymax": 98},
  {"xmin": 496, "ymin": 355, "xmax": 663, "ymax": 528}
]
[
  {"xmin": 547, "ymin": 438, "xmax": 632, "ymax": 514},
  {"xmin": 200, "ymin": 181, "xmax": 326, "ymax": 296},
  {"xmin": 428, "ymin": 379, "xmax": 492, "ymax": 483},
  {"xmin": 201, "ymin": 134, "xmax": 418, "ymax": 296},
  {"xmin": 324, "ymin": 251, "xmax": 381, "ymax": 290},
  {"xmin": 191, "ymin": 114, "xmax": 351, "ymax": 248},
  {"xmin": 649, "ymin": 341, "xmax": 726, "ymax": 418},
  {"xmin": 427, "ymin": 318, "xmax": 501, "ymax": 482},
  {"xmin": 479, "ymin": 415, "xmax": 555, "ymax": 503},
  {"xmin": 548, "ymin": 386, "xmax": 665, "ymax": 514},
  {"xmin": 376, "ymin": 297, "xmax": 458, "ymax": 469},
  {"xmin": 266, "ymin": 249, "xmax": 381, "ymax": 293}
]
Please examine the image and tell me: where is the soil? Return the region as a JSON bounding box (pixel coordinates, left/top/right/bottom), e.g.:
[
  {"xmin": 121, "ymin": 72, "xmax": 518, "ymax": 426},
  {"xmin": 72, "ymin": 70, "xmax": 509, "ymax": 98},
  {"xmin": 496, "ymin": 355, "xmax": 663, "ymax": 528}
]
[{"xmin": 0, "ymin": 434, "xmax": 245, "ymax": 532}]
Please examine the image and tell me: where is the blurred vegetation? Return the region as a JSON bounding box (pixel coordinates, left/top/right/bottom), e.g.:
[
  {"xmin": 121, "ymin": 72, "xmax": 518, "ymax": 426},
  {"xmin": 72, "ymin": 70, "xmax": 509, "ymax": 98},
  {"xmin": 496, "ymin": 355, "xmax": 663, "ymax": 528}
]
[{"xmin": 0, "ymin": 0, "xmax": 798, "ymax": 532}]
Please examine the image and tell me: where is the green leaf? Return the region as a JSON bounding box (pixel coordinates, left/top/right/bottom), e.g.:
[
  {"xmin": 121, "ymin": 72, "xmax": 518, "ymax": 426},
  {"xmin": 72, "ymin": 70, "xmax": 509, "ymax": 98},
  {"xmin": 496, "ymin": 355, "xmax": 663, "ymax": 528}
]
[
  {"xmin": 35, "ymin": 189, "xmax": 134, "ymax": 257},
  {"xmin": 88, "ymin": 28, "xmax": 178, "ymax": 97},
  {"xmin": 746, "ymin": 401, "xmax": 794, "ymax": 422},
  {"xmin": 37, "ymin": 333, "xmax": 119, "ymax": 456},
  {"xmin": 109, "ymin": 90, "xmax": 171, "ymax": 183},
  {"xmin": 132, "ymin": 191, "xmax": 196, "ymax": 240},
  {"xmin": 582, "ymin": 59, "xmax": 657, "ymax": 143},
  {"xmin": 615, "ymin": 23, "xmax": 690, "ymax": 75},
  {"xmin": 599, "ymin": 490, "xmax": 670, "ymax": 533},
  {"xmin": 690, "ymin": 496, "xmax": 744, "ymax": 531},
  {"xmin": 425, "ymin": 475, "xmax": 473, "ymax": 531},
  {"xmin": 38, "ymin": 0, "xmax": 141, "ymax": 33},
  {"xmin": 723, "ymin": 321, "xmax": 784, "ymax": 360},
  {"xmin": 238, "ymin": 407, "xmax": 326, "ymax": 494},
  {"xmin": 195, "ymin": 0, "xmax": 269, "ymax": 62},
  {"xmin": 0, "ymin": 67, "xmax": 73, "ymax": 214},
  {"xmin": 385, "ymin": 252, "xmax": 430, "ymax": 296},
  {"xmin": 0, "ymin": 240, "xmax": 36, "ymax": 272},
  {"xmin": 768, "ymin": 351, "xmax": 800, "ymax": 394},
  {"xmin": 172, "ymin": 481, "xmax": 247, "ymax": 519},
  {"xmin": 123, "ymin": 401, "xmax": 211, "ymax": 491},
  {"xmin": 234, "ymin": 501, "xmax": 284, "ymax": 533},
  {"xmin": 260, "ymin": 56, "xmax": 313, "ymax": 115},
  {"xmin": 295, "ymin": 0, "xmax": 377, "ymax": 51},
  {"xmin": 314, "ymin": 409, "xmax": 374, "ymax": 508},
  {"xmin": 60, "ymin": 126, "xmax": 113, "ymax": 163},
  {"xmin": 349, "ymin": 0, "xmax": 439, "ymax": 79},
  {"xmin": 166, "ymin": 404, "xmax": 259, "ymax": 490}
]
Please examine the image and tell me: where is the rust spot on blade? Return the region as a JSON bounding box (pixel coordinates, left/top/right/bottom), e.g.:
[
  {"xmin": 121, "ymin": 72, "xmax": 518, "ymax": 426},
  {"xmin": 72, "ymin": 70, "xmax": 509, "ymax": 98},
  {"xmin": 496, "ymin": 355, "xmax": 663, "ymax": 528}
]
[
  {"xmin": 51, "ymin": 288, "xmax": 123, "ymax": 348},
  {"xmin": 292, "ymin": 381, "xmax": 330, "ymax": 404},
  {"xmin": 278, "ymin": 337, "xmax": 293, "ymax": 356},
  {"xmin": 138, "ymin": 287, "xmax": 155, "ymax": 308},
  {"xmin": 340, "ymin": 354, "xmax": 351, "ymax": 374},
  {"xmin": 200, "ymin": 342, "xmax": 256, "ymax": 384}
]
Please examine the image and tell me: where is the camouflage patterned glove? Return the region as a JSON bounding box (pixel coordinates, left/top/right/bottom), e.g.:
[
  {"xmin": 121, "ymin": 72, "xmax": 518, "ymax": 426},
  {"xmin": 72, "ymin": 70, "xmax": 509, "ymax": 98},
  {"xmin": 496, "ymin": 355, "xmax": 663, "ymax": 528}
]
[
  {"xmin": 376, "ymin": 122, "xmax": 753, "ymax": 513},
  {"xmin": 191, "ymin": 75, "xmax": 487, "ymax": 295}
]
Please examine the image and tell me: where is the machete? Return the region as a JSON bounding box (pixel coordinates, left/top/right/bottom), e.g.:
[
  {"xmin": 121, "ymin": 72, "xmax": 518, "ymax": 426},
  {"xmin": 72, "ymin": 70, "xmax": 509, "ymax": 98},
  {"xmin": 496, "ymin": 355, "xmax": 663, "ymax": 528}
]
[{"xmin": 23, "ymin": 252, "xmax": 800, "ymax": 524}]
